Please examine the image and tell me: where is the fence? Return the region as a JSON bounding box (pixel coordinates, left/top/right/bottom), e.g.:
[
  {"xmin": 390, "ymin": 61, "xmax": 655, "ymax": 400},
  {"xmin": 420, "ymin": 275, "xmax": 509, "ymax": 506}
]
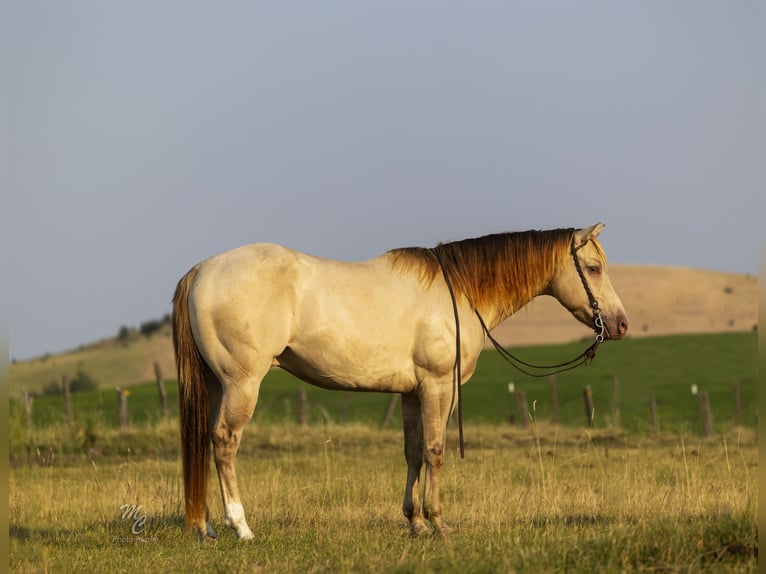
[
  {"xmin": 17, "ymin": 365, "xmax": 751, "ymax": 437},
  {"xmin": 505, "ymin": 374, "xmax": 737, "ymax": 437}
]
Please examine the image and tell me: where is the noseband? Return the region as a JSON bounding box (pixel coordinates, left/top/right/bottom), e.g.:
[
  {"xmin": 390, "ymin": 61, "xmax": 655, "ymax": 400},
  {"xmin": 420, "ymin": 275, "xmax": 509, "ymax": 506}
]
[
  {"xmin": 571, "ymin": 239, "xmax": 606, "ymax": 344},
  {"xmin": 432, "ymin": 237, "xmax": 606, "ymax": 458}
]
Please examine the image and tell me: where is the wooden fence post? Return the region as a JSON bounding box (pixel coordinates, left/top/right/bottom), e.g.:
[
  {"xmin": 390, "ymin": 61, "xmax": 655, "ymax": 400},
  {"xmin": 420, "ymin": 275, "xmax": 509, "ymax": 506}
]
[
  {"xmin": 62, "ymin": 374, "xmax": 72, "ymax": 427},
  {"xmin": 583, "ymin": 386, "xmax": 594, "ymax": 428},
  {"xmin": 340, "ymin": 392, "xmax": 349, "ymax": 424},
  {"xmin": 649, "ymin": 394, "xmax": 659, "ymax": 434},
  {"xmin": 699, "ymin": 390, "xmax": 713, "ymax": 437},
  {"xmin": 732, "ymin": 382, "xmax": 741, "ymax": 426},
  {"xmin": 23, "ymin": 390, "xmax": 33, "ymax": 430},
  {"xmin": 549, "ymin": 374, "xmax": 558, "ymax": 424},
  {"xmin": 297, "ymin": 388, "xmax": 308, "ymax": 427},
  {"xmin": 117, "ymin": 387, "xmax": 128, "ymax": 430},
  {"xmin": 380, "ymin": 394, "xmax": 398, "ymax": 430},
  {"xmin": 612, "ymin": 376, "xmax": 620, "ymax": 427},
  {"xmin": 154, "ymin": 361, "xmax": 169, "ymax": 419},
  {"xmin": 516, "ymin": 389, "xmax": 529, "ymax": 428}
]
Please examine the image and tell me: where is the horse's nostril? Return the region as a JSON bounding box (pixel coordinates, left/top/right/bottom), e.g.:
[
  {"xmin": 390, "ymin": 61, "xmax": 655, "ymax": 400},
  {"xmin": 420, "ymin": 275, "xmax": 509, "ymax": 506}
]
[{"xmin": 619, "ymin": 318, "xmax": 628, "ymax": 335}]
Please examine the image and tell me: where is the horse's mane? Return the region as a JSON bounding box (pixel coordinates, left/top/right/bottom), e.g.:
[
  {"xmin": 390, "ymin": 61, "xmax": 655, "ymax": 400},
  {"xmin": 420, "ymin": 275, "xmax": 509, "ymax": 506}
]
[{"xmin": 387, "ymin": 228, "xmax": 596, "ymax": 317}]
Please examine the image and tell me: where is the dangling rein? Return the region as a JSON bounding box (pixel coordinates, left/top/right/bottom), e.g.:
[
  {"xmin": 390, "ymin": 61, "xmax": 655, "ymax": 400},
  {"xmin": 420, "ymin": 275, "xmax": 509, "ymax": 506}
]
[{"xmin": 431, "ymin": 239, "xmax": 605, "ymax": 459}]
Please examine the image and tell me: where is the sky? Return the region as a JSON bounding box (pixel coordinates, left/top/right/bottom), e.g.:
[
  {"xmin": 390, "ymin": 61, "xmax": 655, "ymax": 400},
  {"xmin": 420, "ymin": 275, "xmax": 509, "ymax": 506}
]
[{"xmin": 3, "ymin": 1, "xmax": 763, "ymax": 361}]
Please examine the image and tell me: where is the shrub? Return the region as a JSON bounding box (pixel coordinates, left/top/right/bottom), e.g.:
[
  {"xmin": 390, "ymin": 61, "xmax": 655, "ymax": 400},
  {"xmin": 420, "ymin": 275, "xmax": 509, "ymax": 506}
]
[
  {"xmin": 139, "ymin": 320, "xmax": 162, "ymax": 337},
  {"xmin": 42, "ymin": 380, "xmax": 62, "ymax": 396},
  {"xmin": 70, "ymin": 370, "xmax": 98, "ymax": 393},
  {"xmin": 117, "ymin": 325, "xmax": 132, "ymax": 342}
]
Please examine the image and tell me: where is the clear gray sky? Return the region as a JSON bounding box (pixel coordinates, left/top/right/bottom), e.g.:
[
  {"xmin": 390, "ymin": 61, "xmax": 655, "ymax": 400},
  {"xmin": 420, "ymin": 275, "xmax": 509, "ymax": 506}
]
[{"xmin": 3, "ymin": 1, "xmax": 763, "ymax": 361}]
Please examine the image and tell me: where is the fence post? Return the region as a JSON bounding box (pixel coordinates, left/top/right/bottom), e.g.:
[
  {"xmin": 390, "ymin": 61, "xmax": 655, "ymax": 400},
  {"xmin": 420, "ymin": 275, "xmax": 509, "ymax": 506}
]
[
  {"xmin": 154, "ymin": 361, "xmax": 169, "ymax": 419},
  {"xmin": 699, "ymin": 391, "xmax": 713, "ymax": 437},
  {"xmin": 380, "ymin": 394, "xmax": 398, "ymax": 430},
  {"xmin": 549, "ymin": 374, "xmax": 558, "ymax": 424},
  {"xmin": 23, "ymin": 390, "xmax": 33, "ymax": 430},
  {"xmin": 612, "ymin": 376, "xmax": 620, "ymax": 427},
  {"xmin": 62, "ymin": 374, "xmax": 72, "ymax": 427},
  {"xmin": 583, "ymin": 386, "xmax": 594, "ymax": 428},
  {"xmin": 649, "ymin": 394, "xmax": 659, "ymax": 434},
  {"xmin": 340, "ymin": 392, "xmax": 349, "ymax": 424},
  {"xmin": 732, "ymin": 382, "xmax": 741, "ymax": 426},
  {"xmin": 516, "ymin": 389, "xmax": 530, "ymax": 428},
  {"xmin": 297, "ymin": 388, "xmax": 308, "ymax": 427},
  {"xmin": 117, "ymin": 387, "xmax": 128, "ymax": 430}
]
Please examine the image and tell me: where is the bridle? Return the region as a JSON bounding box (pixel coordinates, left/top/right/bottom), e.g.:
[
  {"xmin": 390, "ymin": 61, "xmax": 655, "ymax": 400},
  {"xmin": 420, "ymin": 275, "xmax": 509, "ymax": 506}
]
[
  {"xmin": 478, "ymin": 237, "xmax": 606, "ymax": 377},
  {"xmin": 432, "ymin": 236, "xmax": 606, "ymax": 458}
]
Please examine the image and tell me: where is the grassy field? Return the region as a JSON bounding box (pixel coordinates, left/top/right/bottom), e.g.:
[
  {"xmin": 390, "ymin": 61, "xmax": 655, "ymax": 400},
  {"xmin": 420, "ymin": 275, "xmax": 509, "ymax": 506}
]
[
  {"xmin": 9, "ymin": 332, "xmax": 758, "ymax": 572},
  {"xmin": 12, "ymin": 333, "xmax": 757, "ymax": 441},
  {"xmin": 9, "ymin": 423, "xmax": 757, "ymax": 573}
]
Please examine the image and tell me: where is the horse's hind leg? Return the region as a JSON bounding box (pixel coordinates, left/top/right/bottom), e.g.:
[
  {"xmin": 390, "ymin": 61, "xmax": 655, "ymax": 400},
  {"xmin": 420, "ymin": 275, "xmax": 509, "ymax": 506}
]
[
  {"xmin": 401, "ymin": 392, "xmax": 429, "ymax": 536},
  {"xmin": 208, "ymin": 365, "xmax": 268, "ymax": 541}
]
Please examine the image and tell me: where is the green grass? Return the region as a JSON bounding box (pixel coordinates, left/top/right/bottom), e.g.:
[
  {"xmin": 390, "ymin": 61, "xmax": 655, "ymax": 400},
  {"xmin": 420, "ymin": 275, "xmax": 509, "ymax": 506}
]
[
  {"xmin": 12, "ymin": 333, "xmax": 757, "ymax": 442},
  {"xmin": 9, "ymin": 424, "xmax": 757, "ymax": 573},
  {"xmin": 9, "ymin": 332, "xmax": 758, "ymax": 572},
  {"xmin": 463, "ymin": 332, "xmax": 757, "ymax": 433}
]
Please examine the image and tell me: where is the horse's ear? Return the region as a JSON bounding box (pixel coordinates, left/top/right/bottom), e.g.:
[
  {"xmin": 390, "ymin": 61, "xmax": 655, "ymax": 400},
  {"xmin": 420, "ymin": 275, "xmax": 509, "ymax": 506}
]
[{"xmin": 573, "ymin": 223, "xmax": 605, "ymax": 249}]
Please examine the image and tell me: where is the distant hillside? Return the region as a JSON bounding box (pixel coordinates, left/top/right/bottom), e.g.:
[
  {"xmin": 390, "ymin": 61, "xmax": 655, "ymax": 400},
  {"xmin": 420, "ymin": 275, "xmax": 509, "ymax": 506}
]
[
  {"xmin": 9, "ymin": 325, "xmax": 177, "ymax": 397},
  {"xmin": 9, "ymin": 265, "xmax": 757, "ymax": 396},
  {"xmin": 496, "ymin": 265, "xmax": 757, "ymax": 346}
]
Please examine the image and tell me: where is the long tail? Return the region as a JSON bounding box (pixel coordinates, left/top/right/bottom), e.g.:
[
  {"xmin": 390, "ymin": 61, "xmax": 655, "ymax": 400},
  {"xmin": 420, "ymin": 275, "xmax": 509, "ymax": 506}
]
[{"xmin": 172, "ymin": 264, "xmax": 209, "ymax": 534}]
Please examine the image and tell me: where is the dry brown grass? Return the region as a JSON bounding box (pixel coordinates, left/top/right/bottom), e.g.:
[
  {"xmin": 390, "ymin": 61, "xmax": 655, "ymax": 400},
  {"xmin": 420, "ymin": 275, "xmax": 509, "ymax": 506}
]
[
  {"xmin": 496, "ymin": 264, "xmax": 757, "ymax": 345},
  {"xmin": 9, "ymin": 423, "xmax": 757, "ymax": 573}
]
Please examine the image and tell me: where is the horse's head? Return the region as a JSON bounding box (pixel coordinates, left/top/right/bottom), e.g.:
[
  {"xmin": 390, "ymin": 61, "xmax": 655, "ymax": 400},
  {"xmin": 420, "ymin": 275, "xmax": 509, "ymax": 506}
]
[{"xmin": 546, "ymin": 223, "xmax": 629, "ymax": 340}]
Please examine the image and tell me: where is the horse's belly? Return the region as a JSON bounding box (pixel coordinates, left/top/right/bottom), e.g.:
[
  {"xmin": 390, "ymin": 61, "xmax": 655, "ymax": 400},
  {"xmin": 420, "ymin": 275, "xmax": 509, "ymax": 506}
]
[{"xmin": 274, "ymin": 344, "xmax": 418, "ymax": 394}]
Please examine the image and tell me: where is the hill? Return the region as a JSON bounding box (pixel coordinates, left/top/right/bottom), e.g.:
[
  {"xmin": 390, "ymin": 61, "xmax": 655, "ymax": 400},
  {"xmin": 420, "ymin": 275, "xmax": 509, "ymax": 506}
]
[
  {"xmin": 496, "ymin": 264, "xmax": 758, "ymax": 345},
  {"xmin": 8, "ymin": 264, "xmax": 757, "ymax": 395}
]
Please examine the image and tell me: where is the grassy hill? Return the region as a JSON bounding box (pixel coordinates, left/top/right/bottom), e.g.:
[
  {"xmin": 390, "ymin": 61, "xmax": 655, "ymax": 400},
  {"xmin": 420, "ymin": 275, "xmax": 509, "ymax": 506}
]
[
  {"xmin": 497, "ymin": 264, "xmax": 757, "ymax": 344},
  {"xmin": 9, "ymin": 264, "xmax": 757, "ymax": 398},
  {"xmin": 9, "ymin": 325, "xmax": 177, "ymax": 396}
]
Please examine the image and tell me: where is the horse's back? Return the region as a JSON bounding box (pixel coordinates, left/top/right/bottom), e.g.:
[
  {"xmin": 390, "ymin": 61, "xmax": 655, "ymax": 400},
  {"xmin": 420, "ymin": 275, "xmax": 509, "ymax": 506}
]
[{"xmin": 184, "ymin": 243, "xmax": 458, "ymax": 392}]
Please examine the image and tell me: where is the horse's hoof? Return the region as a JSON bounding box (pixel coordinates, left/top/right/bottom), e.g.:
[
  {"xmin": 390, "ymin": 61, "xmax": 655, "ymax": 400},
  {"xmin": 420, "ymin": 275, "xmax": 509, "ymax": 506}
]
[
  {"xmin": 433, "ymin": 524, "xmax": 453, "ymax": 538},
  {"xmin": 237, "ymin": 528, "xmax": 255, "ymax": 541},
  {"xmin": 408, "ymin": 522, "xmax": 430, "ymax": 538}
]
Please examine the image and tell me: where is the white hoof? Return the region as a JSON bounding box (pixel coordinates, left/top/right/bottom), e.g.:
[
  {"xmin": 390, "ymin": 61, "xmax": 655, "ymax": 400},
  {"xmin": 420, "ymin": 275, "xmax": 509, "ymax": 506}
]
[
  {"xmin": 224, "ymin": 502, "xmax": 254, "ymax": 541},
  {"xmin": 237, "ymin": 526, "xmax": 255, "ymax": 541}
]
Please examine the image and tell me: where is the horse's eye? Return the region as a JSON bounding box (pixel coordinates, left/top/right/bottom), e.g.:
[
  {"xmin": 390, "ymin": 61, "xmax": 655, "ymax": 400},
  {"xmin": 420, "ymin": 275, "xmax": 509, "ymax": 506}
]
[{"xmin": 588, "ymin": 265, "xmax": 601, "ymax": 275}]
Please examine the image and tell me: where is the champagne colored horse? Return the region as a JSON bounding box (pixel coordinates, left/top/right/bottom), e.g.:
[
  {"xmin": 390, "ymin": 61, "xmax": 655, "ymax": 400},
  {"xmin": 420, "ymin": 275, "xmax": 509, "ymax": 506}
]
[{"xmin": 173, "ymin": 223, "xmax": 628, "ymax": 540}]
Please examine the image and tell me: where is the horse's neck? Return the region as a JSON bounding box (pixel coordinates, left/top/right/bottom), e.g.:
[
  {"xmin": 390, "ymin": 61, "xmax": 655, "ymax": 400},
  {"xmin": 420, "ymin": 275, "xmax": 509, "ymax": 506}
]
[
  {"xmin": 475, "ymin": 259, "xmax": 556, "ymax": 331},
  {"xmin": 476, "ymin": 289, "xmax": 545, "ymax": 332}
]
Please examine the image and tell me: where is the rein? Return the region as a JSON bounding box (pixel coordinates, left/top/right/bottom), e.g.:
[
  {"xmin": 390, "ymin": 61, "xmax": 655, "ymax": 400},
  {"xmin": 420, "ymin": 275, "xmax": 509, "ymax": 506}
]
[
  {"xmin": 476, "ymin": 239, "xmax": 605, "ymax": 377},
  {"xmin": 431, "ymin": 238, "xmax": 605, "ymax": 458},
  {"xmin": 431, "ymin": 247, "xmax": 465, "ymax": 459}
]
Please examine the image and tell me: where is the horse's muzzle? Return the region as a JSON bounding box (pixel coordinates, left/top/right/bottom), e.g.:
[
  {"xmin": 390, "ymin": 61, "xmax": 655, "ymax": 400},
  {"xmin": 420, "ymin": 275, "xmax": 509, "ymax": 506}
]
[{"xmin": 605, "ymin": 313, "xmax": 629, "ymax": 340}]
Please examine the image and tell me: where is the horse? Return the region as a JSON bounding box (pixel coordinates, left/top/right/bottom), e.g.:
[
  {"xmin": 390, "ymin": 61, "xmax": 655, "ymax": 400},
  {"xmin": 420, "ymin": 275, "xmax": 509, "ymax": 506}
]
[{"xmin": 172, "ymin": 223, "xmax": 628, "ymax": 541}]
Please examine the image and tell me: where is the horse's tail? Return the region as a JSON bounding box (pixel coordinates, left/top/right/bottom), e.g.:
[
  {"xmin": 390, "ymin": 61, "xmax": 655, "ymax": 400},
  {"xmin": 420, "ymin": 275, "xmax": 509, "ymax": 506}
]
[{"xmin": 172, "ymin": 264, "xmax": 209, "ymax": 534}]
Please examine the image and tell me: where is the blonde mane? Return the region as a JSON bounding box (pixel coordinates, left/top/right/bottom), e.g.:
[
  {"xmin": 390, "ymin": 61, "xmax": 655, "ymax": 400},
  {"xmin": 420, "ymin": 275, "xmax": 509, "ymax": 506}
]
[{"xmin": 387, "ymin": 228, "xmax": 582, "ymax": 317}]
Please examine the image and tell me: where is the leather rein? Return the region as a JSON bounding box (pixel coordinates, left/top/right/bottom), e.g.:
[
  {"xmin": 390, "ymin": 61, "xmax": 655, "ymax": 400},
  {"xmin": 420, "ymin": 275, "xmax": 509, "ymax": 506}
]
[{"xmin": 431, "ymin": 238, "xmax": 606, "ymax": 459}]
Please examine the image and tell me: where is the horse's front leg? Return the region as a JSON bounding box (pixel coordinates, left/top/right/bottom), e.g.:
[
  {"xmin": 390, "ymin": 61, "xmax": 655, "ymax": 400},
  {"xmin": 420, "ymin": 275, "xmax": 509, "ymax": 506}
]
[
  {"xmin": 420, "ymin": 384, "xmax": 455, "ymax": 537},
  {"xmin": 401, "ymin": 393, "xmax": 428, "ymax": 537}
]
